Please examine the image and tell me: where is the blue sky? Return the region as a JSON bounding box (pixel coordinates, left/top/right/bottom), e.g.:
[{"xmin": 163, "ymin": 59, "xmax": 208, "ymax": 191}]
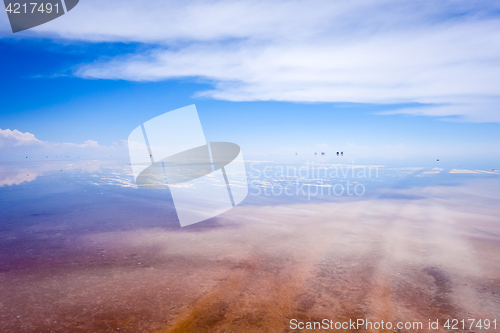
[{"xmin": 1, "ymin": 0, "xmax": 500, "ymax": 167}]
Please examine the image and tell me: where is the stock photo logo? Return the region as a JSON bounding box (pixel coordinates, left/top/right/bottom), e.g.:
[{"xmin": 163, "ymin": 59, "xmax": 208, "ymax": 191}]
[
  {"xmin": 128, "ymin": 105, "xmax": 249, "ymax": 227},
  {"xmin": 4, "ymin": 0, "xmax": 79, "ymax": 33}
]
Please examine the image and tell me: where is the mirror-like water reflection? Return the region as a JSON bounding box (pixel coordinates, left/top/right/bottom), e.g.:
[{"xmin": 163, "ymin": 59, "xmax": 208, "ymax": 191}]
[{"xmin": 1, "ymin": 159, "xmax": 499, "ymax": 332}]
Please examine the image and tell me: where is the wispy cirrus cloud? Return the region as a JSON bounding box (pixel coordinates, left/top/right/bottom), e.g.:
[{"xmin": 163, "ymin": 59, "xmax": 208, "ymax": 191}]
[{"xmin": 6, "ymin": 0, "xmax": 500, "ymax": 122}]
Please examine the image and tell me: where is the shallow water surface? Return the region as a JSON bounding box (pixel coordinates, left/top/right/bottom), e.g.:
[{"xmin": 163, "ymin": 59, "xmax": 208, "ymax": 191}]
[{"xmin": 1, "ymin": 159, "xmax": 499, "ymax": 332}]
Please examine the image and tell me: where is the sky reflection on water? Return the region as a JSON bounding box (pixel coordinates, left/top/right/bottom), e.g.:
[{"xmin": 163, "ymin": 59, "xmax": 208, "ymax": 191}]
[{"xmin": 1, "ymin": 159, "xmax": 500, "ymax": 332}]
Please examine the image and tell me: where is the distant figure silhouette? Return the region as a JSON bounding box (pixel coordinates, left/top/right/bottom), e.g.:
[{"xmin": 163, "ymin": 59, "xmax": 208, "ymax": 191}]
[
  {"xmin": 341, "ymin": 152, "xmax": 343, "ymax": 156},
  {"xmin": 437, "ymin": 159, "xmax": 439, "ymax": 161},
  {"xmin": 336, "ymin": 152, "xmax": 339, "ymax": 156},
  {"xmin": 315, "ymin": 152, "xmax": 317, "ymax": 155},
  {"xmin": 321, "ymin": 152, "xmax": 325, "ymax": 155}
]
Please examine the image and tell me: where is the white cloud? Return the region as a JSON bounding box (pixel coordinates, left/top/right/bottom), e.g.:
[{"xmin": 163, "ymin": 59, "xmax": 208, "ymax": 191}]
[
  {"xmin": 6, "ymin": 0, "xmax": 500, "ymax": 122},
  {"xmin": 0, "ymin": 128, "xmax": 42, "ymax": 147},
  {"xmin": 0, "ymin": 128, "xmax": 126, "ymax": 159}
]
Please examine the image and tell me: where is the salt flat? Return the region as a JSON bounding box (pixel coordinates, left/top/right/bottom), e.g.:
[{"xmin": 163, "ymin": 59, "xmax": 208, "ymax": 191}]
[{"xmin": 0, "ymin": 160, "xmax": 499, "ymax": 332}]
